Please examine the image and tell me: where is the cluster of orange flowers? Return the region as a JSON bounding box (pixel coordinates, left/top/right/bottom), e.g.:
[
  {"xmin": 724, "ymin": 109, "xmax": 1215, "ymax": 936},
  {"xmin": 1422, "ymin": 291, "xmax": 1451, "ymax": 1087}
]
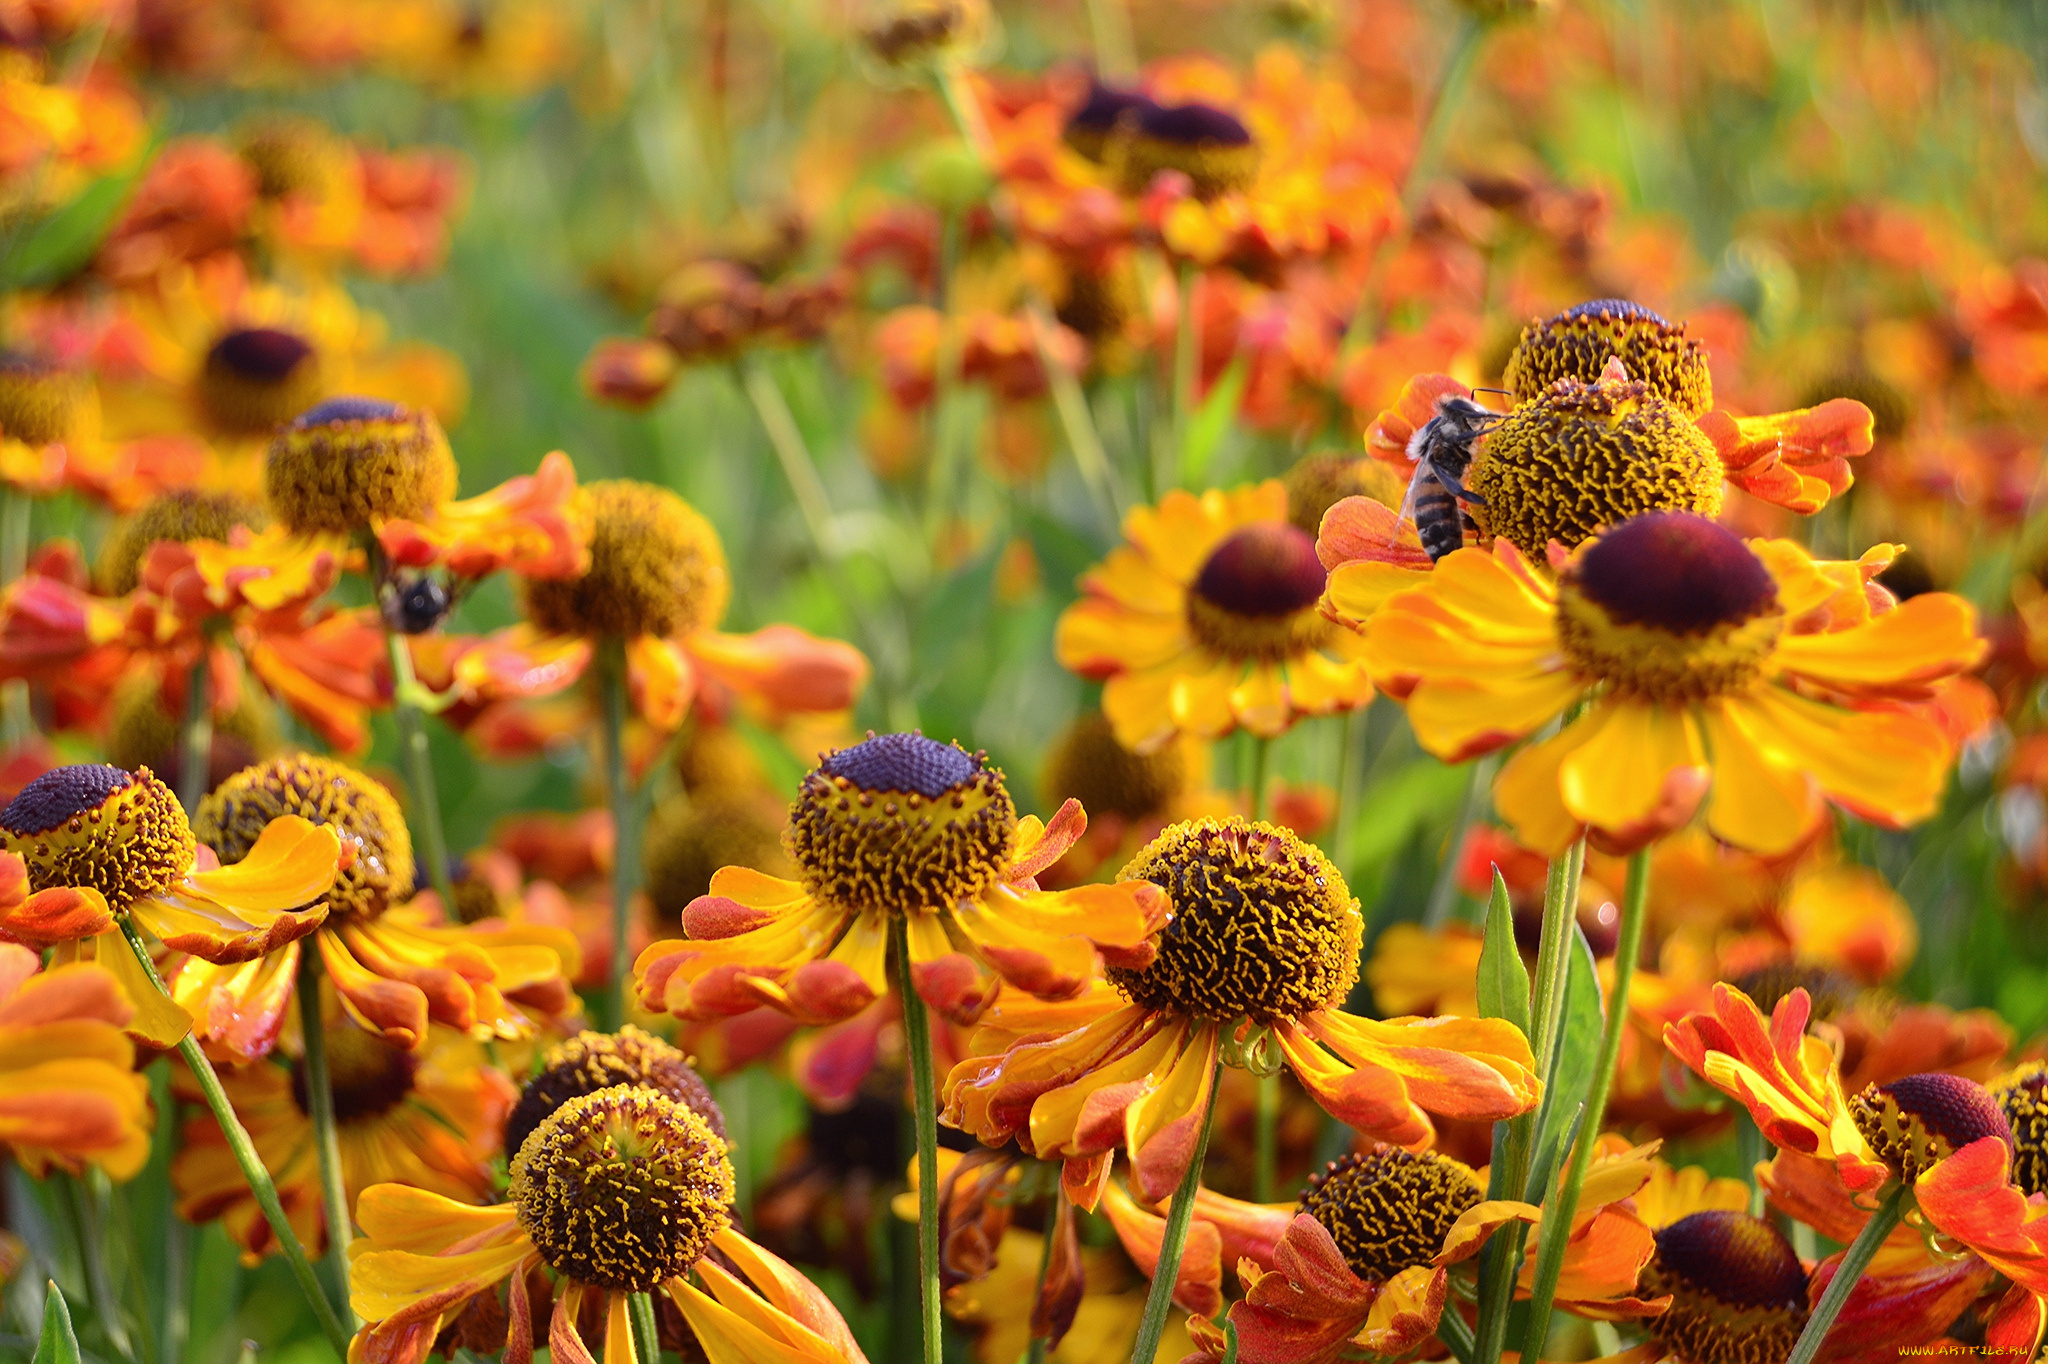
[{"xmin": 0, "ymin": 5, "xmax": 2042, "ymax": 1364}]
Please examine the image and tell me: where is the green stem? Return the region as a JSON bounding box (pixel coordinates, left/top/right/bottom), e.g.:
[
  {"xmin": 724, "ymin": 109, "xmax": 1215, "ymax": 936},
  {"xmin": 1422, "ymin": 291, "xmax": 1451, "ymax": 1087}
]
[
  {"xmin": 891, "ymin": 918, "xmax": 944, "ymax": 1364},
  {"xmin": 1026, "ymin": 301, "xmax": 1122, "ymax": 525},
  {"xmin": 1422, "ymin": 755, "xmax": 1496, "ymax": 929},
  {"xmin": 598, "ymin": 637, "xmax": 637, "ymax": 1033},
  {"xmin": 629, "ymin": 1292, "xmax": 661, "ymax": 1364},
  {"xmin": 1248, "ymin": 735, "xmax": 1272, "ymax": 822},
  {"xmin": 1165, "ymin": 260, "xmax": 1199, "ymax": 493},
  {"xmin": 1472, "ymin": 836, "xmax": 1583, "ymax": 1364},
  {"xmin": 1527, "ymin": 838, "xmax": 1587, "ymax": 1087},
  {"xmin": 177, "ymin": 659, "xmax": 212, "ymax": 817},
  {"xmin": 738, "ymin": 357, "xmax": 836, "ymax": 561},
  {"xmin": 1253, "ymin": 1071, "xmax": 1279, "ymax": 1205},
  {"xmin": 1128, "ymin": 1059, "xmax": 1224, "ymax": 1364},
  {"xmin": 385, "ymin": 634, "xmax": 457, "ymax": 912},
  {"xmin": 1517, "ymin": 848, "xmax": 1652, "ymax": 1363},
  {"xmin": 64, "ymin": 1174, "xmax": 135, "ymax": 1363},
  {"xmin": 1024, "ymin": 1202, "xmax": 1058, "ymax": 1364},
  {"xmin": 1400, "ymin": 14, "xmax": 1487, "ymax": 215},
  {"xmin": 158, "ymin": 1216, "xmax": 190, "ymax": 1364},
  {"xmin": 1736, "ymin": 1111, "xmax": 1769, "ymax": 1218},
  {"xmin": 1437, "ymin": 1303, "xmax": 1476, "ymax": 1364},
  {"xmin": 1331, "ymin": 709, "xmax": 1363, "ymax": 871},
  {"xmin": 294, "ymin": 948, "xmax": 354, "ymax": 1325},
  {"xmin": 114, "ymin": 919, "xmax": 351, "ymax": 1356},
  {"xmin": 1784, "ymin": 1185, "xmax": 1908, "ymax": 1364}
]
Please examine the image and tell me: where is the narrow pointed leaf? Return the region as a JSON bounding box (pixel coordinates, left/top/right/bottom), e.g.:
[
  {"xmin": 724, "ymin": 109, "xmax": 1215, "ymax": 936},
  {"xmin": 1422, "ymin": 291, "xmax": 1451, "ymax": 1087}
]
[
  {"xmin": 32, "ymin": 1284, "xmax": 80, "ymax": 1364},
  {"xmin": 1476, "ymin": 867, "xmax": 1532, "ymax": 1035}
]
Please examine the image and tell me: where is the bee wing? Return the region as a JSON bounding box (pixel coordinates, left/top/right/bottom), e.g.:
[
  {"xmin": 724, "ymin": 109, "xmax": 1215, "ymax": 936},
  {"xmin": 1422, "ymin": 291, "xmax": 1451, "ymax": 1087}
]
[{"xmin": 1396, "ymin": 465, "xmax": 1428, "ymax": 528}]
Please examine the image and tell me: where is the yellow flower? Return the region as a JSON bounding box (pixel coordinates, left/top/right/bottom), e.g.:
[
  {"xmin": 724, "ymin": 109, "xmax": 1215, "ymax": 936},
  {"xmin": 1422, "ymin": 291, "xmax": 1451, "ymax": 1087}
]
[
  {"xmin": 94, "ymin": 260, "xmax": 467, "ymax": 498},
  {"xmin": 1362, "ymin": 512, "xmax": 1984, "ymax": 856},
  {"xmin": 451, "ymin": 480, "xmax": 866, "ymax": 735},
  {"xmin": 0, "ymin": 763, "xmax": 344, "ymax": 1049},
  {"xmin": 637, "ymin": 732, "xmax": 1168, "ymax": 1027},
  {"xmin": 346, "ymin": 1080, "xmax": 866, "ymax": 1364},
  {"xmin": 173, "ymin": 1022, "xmax": 513, "ymax": 1262},
  {"xmin": 1055, "ymin": 481, "xmax": 1373, "ymax": 754},
  {"xmin": 0, "ymin": 941, "xmax": 153, "ymax": 1180},
  {"xmin": 944, "ymin": 817, "xmax": 1537, "ymax": 1204},
  {"xmin": 174, "ymin": 754, "xmax": 578, "ymax": 1057}
]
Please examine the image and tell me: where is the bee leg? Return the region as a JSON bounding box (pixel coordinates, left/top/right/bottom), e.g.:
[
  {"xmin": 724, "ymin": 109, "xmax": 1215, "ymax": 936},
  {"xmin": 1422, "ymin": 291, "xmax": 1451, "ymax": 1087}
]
[{"xmin": 1434, "ymin": 463, "xmax": 1487, "ymax": 506}]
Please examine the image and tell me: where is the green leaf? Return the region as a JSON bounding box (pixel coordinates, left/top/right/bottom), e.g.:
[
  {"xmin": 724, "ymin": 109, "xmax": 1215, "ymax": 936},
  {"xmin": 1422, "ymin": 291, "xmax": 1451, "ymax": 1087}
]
[
  {"xmin": 1, "ymin": 143, "xmax": 153, "ymax": 290},
  {"xmin": 1179, "ymin": 355, "xmax": 1247, "ymax": 488},
  {"xmin": 1476, "ymin": 868, "xmax": 1532, "ymax": 1036},
  {"xmin": 1525, "ymin": 926, "xmax": 1604, "ymax": 1202},
  {"xmin": 32, "ymin": 1283, "xmax": 81, "ymax": 1364}
]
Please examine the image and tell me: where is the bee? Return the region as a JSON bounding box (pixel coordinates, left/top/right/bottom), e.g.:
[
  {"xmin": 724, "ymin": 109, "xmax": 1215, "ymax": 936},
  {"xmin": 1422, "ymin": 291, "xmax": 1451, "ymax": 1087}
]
[
  {"xmin": 380, "ymin": 573, "xmax": 452, "ymax": 636},
  {"xmin": 1402, "ymin": 391, "xmax": 1507, "ymax": 562}
]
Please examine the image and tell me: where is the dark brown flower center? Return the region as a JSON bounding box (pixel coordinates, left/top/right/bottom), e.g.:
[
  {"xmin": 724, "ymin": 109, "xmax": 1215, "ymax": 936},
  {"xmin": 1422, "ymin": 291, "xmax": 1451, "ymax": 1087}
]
[
  {"xmin": 1192, "ymin": 524, "xmax": 1327, "ymax": 617},
  {"xmin": 1572, "ymin": 513, "xmax": 1777, "ymax": 635},
  {"xmin": 1849, "ymin": 1072, "xmax": 2012, "ymax": 1183},
  {"xmin": 1642, "ymin": 1211, "xmax": 1808, "ymax": 1364},
  {"xmin": 1504, "ymin": 299, "xmax": 1714, "ymax": 416},
  {"xmin": 292, "ymin": 1024, "xmax": 418, "ymax": 1123}
]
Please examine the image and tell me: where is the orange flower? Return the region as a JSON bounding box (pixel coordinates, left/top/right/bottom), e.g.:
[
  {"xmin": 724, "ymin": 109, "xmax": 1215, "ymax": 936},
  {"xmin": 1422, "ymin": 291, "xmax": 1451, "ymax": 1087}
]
[
  {"xmin": 1185, "ymin": 1140, "xmax": 1660, "ymax": 1364},
  {"xmin": 444, "ymin": 480, "xmax": 865, "ymax": 738},
  {"xmin": 0, "ymin": 763, "xmax": 345, "ymax": 1049},
  {"xmin": 639, "ymin": 734, "xmax": 1165, "ymax": 1030},
  {"xmin": 173, "ymin": 1023, "xmax": 513, "ymax": 1262},
  {"xmin": 1664, "ymin": 984, "xmax": 1890, "ymax": 1192},
  {"xmin": 944, "ymin": 819, "xmax": 1536, "ymax": 1204},
  {"xmin": 0, "ymin": 525, "xmax": 391, "ymax": 753},
  {"xmin": 1366, "ymin": 299, "xmax": 1876, "ymax": 521},
  {"xmin": 0, "ymin": 940, "xmax": 153, "ymax": 1179}
]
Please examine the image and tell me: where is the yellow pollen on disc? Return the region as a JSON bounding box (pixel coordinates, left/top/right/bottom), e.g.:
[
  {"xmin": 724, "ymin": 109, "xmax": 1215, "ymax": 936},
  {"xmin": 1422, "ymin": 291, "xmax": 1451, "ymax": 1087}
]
[
  {"xmin": 1503, "ymin": 299, "xmax": 1714, "ymax": 417},
  {"xmin": 194, "ymin": 754, "xmax": 413, "ymax": 921},
  {"xmin": 1469, "ymin": 376, "xmax": 1723, "ymax": 558},
  {"xmin": 786, "ymin": 733, "xmax": 1016, "ymax": 920},
  {"xmin": 263, "ymin": 397, "xmax": 456, "ymax": 535},
  {"xmin": 509, "ymin": 1085, "xmax": 734, "ymax": 1294},
  {"xmin": 520, "ymin": 480, "xmax": 730, "ymax": 640},
  {"xmin": 1295, "ymin": 1144, "xmax": 1482, "ymax": 1282},
  {"xmin": 0, "ymin": 764, "xmax": 194, "ymax": 909},
  {"xmin": 1108, "ymin": 818, "xmax": 1360, "ymax": 1024}
]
